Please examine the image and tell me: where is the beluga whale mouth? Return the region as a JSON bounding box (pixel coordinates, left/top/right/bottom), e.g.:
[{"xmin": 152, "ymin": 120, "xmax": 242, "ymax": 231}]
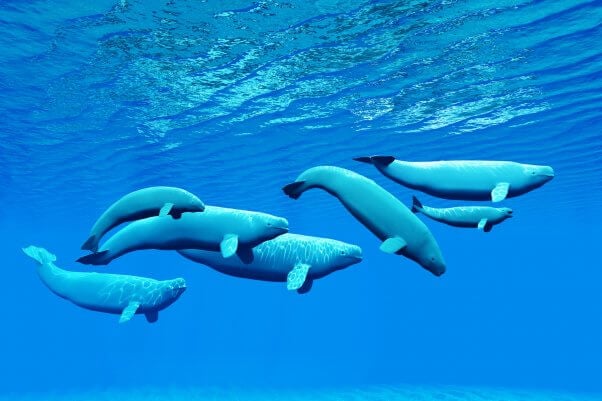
[{"xmin": 536, "ymin": 166, "xmax": 555, "ymax": 178}]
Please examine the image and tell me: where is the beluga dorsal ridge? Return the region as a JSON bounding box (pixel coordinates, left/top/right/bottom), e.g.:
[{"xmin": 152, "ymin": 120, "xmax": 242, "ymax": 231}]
[
  {"xmin": 354, "ymin": 156, "xmax": 554, "ymax": 202},
  {"xmin": 178, "ymin": 233, "xmax": 363, "ymax": 294},
  {"xmin": 282, "ymin": 166, "xmax": 446, "ymax": 277},
  {"xmin": 77, "ymin": 206, "xmax": 289, "ymax": 266},
  {"xmin": 411, "ymin": 196, "xmax": 513, "ymax": 232},
  {"xmin": 81, "ymin": 186, "xmax": 206, "ymax": 252},
  {"xmin": 23, "ymin": 245, "xmax": 186, "ymax": 323}
]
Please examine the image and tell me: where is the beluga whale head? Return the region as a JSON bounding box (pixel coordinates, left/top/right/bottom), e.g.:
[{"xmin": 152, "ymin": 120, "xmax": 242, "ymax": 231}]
[
  {"xmin": 500, "ymin": 207, "xmax": 514, "ymax": 219},
  {"xmin": 147, "ymin": 277, "xmax": 187, "ymax": 310},
  {"xmin": 412, "ymin": 238, "xmax": 446, "ymax": 277},
  {"xmin": 263, "ymin": 215, "xmax": 290, "ymax": 238},
  {"xmin": 523, "ymin": 164, "xmax": 555, "ymax": 189},
  {"xmin": 333, "ymin": 243, "xmax": 363, "ymax": 269},
  {"xmin": 167, "ymin": 277, "xmax": 187, "ymax": 299},
  {"xmin": 234, "ymin": 210, "xmax": 289, "ymax": 246}
]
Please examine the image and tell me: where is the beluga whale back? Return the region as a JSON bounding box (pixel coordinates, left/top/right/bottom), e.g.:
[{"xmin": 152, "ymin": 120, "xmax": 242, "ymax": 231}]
[
  {"xmin": 23, "ymin": 245, "xmax": 186, "ymax": 323},
  {"xmin": 82, "ymin": 186, "xmax": 206, "ymax": 252},
  {"xmin": 178, "ymin": 233, "xmax": 363, "ymax": 294},
  {"xmin": 282, "ymin": 166, "xmax": 446, "ymax": 276},
  {"xmin": 354, "ymin": 156, "xmax": 554, "ymax": 202}
]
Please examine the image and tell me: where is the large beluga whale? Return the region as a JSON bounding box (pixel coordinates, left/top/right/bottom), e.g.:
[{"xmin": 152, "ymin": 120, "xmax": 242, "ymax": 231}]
[
  {"xmin": 354, "ymin": 156, "xmax": 554, "ymax": 202},
  {"xmin": 77, "ymin": 206, "xmax": 289, "ymax": 266},
  {"xmin": 178, "ymin": 233, "xmax": 363, "ymax": 294},
  {"xmin": 82, "ymin": 186, "xmax": 206, "ymax": 252},
  {"xmin": 411, "ymin": 196, "xmax": 513, "ymax": 232},
  {"xmin": 282, "ymin": 166, "xmax": 446, "ymax": 276},
  {"xmin": 23, "ymin": 245, "xmax": 186, "ymax": 323}
]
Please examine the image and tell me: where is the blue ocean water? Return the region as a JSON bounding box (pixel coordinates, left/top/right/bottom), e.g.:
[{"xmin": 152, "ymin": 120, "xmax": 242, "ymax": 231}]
[{"xmin": 1, "ymin": 0, "xmax": 601, "ymax": 400}]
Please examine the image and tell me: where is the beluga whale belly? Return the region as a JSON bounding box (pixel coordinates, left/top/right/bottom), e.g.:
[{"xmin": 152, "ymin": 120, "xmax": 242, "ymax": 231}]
[
  {"xmin": 82, "ymin": 186, "xmax": 206, "ymax": 252},
  {"xmin": 282, "ymin": 166, "xmax": 446, "ymax": 277},
  {"xmin": 354, "ymin": 156, "xmax": 554, "ymax": 202},
  {"xmin": 23, "ymin": 246, "xmax": 186, "ymax": 323},
  {"xmin": 411, "ymin": 196, "xmax": 513, "ymax": 232},
  {"xmin": 178, "ymin": 233, "xmax": 363, "ymax": 294},
  {"xmin": 77, "ymin": 206, "xmax": 289, "ymax": 266}
]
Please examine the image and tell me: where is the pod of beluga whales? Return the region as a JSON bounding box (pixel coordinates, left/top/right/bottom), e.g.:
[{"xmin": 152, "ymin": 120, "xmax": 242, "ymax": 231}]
[{"xmin": 23, "ymin": 158, "xmax": 554, "ymax": 324}]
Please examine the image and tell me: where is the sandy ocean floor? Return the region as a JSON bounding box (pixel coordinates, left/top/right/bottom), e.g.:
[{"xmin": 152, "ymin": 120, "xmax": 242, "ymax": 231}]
[{"xmin": 2, "ymin": 386, "xmax": 601, "ymax": 401}]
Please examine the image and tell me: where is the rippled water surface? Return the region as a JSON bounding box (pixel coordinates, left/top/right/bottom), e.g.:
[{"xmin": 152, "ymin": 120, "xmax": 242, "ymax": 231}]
[
  {"xmin": 2, "ymin": 0, "xmax": 601, "ymax": 214},
  {"xmin": 1, "ymin": 0, "xmax": 601, "ymax": 399}
]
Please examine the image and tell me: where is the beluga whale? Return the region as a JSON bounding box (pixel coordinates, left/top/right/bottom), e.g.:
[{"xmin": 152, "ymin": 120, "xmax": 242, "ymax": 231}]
[
  {"xmin": 23, "ymin": 245, "xmax": 186, "ymax": 323},
  {"xmin": 82, "ymin": 186, "xmax": 206, "ymax": 252},
  {"xmin": 354, "ymin": 156, "xmax": 554, "ymax": 202},
  {"xmin": 411, "ymin": 196, "xmax": 513, "ymax": 232},
  {"xmin": 77, "ymin": 206, "xmax": 289, "ymax": 266},
  {"xmin": 282, "ymin": 166, "xmax": 446, "ymax": 277},
  {"xmin": 178, "ymin": 233, "xmax": 363, "ymax": 294}
]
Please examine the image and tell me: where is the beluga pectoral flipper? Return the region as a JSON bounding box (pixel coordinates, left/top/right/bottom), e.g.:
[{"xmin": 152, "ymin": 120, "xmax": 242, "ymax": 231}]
[
  {"xmin": 159, "ymin": 202, "xmax": 175, "ymax": 217},
  {"xmin": 287, "ymin": 263, "xmax": 311, "ymax": 291},
  {"xmin": 491, "ymin": 182, "xmax": 510, "ymax": 202},
  {"xmin": 477, "ymin": 218, "xmax": 488, "ymax": 231},
  {"xmin": 220, "ymin": 234, "xmax": 239, "ymax": 258},
  {"xmin": 354, "ymin": 156, "xmax": 554, "ymax": 202},
  {"xmin": 380, "ymin": 237, "xmax": 407, "ymax": 254},
  {"xmin": 120, "ymin": 301, "xmax": 141, "ymax": 323}
]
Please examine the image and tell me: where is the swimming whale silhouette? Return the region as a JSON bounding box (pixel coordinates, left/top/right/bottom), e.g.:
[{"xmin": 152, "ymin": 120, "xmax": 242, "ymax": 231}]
[
  {"xmin": 179, "ymin": 233, "xmax": 363, "ymax": 294},
  {"xmin": 23, "ymin": 245, "xmax": 186, "ymax": 323},
  {"xmin": 282, "ymin": 166, "xmax": 446, "ymax": 276},
  {"xmin": 77, "ymin": 206, "xmax": 289, "ymax": 265},
  {"xmin": 82, "ymin": 186, "xmax": 205, "ymax": 252},
  {"xmin": 411, "ymin": 196, "xmax": 513, "ymax": 232},
  {"xmin": 355, "ymin": 156, "xmax": 554, "ymax": 202}
]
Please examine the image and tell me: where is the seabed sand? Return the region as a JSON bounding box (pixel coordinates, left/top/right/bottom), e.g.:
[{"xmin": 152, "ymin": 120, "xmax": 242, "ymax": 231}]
[{"xmin": 1, "ymin": 385, "xmax": 601, "ymax": 401}]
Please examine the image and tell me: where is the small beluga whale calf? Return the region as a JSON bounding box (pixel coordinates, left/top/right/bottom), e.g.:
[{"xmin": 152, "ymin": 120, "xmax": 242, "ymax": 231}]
[
  {"xmin": 282, "ymin": 166, "xmax": 446, "ymax": 277},
  {"xmin": 411, "ymin": 196, "xmax": 513, "ymax": 232},
  {"xmin": 77, "ymin": 206, "xmax": 289, "ymax": 266},
  {"xmin": 354, "ymin": 156, "xmax": 554, "ymax": 202},
  {"xmin": 178, "ymin": 233, "xmax": 363, "ymax": 294},
  {"xmin": 82, "ymin": 186, "xmax": 206, "ymax": 252},
  {"xmin": 23, "ymin": 246, "xmax": 186, "ymax": 323}
]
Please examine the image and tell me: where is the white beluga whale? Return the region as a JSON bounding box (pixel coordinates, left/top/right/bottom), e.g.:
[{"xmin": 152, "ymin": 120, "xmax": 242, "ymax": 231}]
[
  {"xmin": 354, "ymin": 156, "xmax": 554, "ymax": 202},
  {"xmin": 178, "ymin": 233, "xmax": 363, "ymax": 294},
  {"xmin": 411, "ymin": 196, "xmax": 513, "ymax": 232},
  {"xmin": 282, "ymin": 166, "xmax": 446, "ymax": 277},
  {"xmin": 77, "ymin": 206, "xmax": 289, "ymax": 266},
  {"xmin": 82, "ymin": 186, "xmax": 206, "ymax": 252},
  {"xmin": 23, "ymin": 245, "xmax": 186, "ymax": 323}
]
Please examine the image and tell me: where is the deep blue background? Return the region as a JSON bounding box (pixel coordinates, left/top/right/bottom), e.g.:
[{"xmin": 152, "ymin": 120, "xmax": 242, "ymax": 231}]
[{"xmin": 1, "ymin": 0, "xmax": 601, "ymax": 398}]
